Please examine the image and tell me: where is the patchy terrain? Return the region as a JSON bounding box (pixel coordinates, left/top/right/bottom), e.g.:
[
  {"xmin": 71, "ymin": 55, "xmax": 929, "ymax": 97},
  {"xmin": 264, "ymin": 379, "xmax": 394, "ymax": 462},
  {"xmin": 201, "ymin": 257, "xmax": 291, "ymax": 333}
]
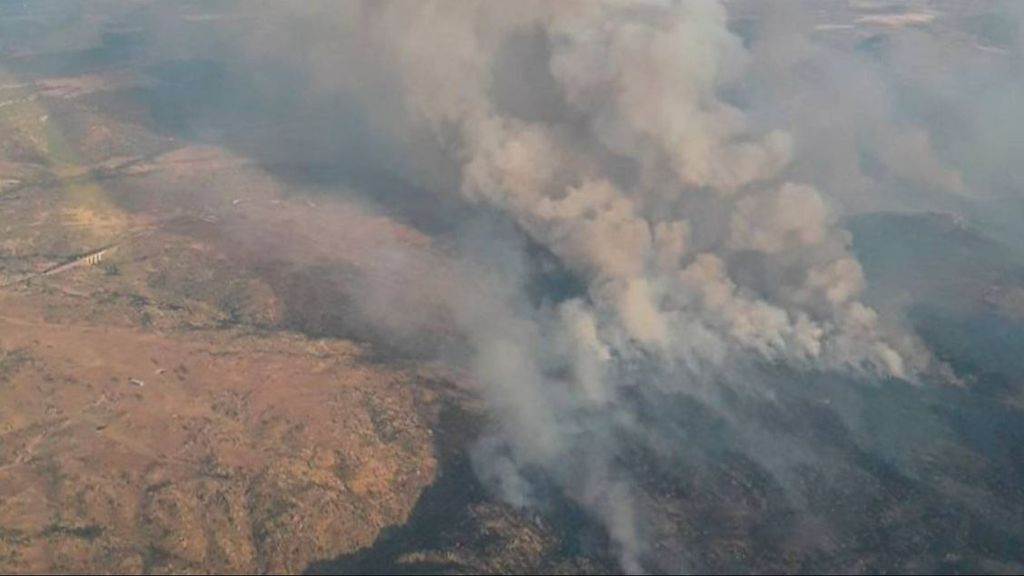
[
  {"xmin": 0, "ymin": 75, "xmax": 444, "ymax": 575},
  {"xmin": 0, "ymin": 295, "xmax": 439, "ymax": 573}
]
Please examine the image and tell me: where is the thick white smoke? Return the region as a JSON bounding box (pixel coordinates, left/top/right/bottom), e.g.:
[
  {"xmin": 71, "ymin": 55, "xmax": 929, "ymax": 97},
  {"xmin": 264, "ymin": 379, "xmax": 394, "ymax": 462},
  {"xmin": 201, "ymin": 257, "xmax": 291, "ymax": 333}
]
[
  {"xmin": 365, "ymin": 0, "xmax": 923, "ymax": 374},
  {"xmin": 339, "ymin": 1, "xmax": 931, "ymax": 569}
]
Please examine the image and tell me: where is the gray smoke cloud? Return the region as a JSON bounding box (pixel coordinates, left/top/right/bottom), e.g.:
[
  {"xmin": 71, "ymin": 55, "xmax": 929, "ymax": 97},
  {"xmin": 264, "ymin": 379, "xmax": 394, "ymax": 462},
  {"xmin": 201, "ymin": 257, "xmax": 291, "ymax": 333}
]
[
  {"xmin": 321, "ymin": 1, "xmax": 935, "ymax": 569},
  {"xmin": 361, "ymin": 0, "xmax": 925, "ymax": 375},
  {"xmin": 737, "ymin": 0, "xmax": 1024, "ymax": 217}
]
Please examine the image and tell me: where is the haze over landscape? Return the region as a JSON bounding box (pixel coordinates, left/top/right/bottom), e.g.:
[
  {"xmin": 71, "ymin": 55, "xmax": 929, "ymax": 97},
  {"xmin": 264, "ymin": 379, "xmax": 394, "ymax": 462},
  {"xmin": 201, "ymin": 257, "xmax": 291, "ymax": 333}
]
[{"xmin": 0, "ymin": 1, "xmax": 1023, "ymax": 574}]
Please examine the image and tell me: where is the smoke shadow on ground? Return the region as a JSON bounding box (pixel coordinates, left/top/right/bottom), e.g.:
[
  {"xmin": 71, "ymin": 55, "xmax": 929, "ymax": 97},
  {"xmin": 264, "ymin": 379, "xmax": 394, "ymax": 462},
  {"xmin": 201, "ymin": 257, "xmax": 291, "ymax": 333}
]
[
  {"xmin": 304, "ymin": 404, "xmax": 483, "ymax": 575},
  {"xmin": 303, "ymin": 402, "xmax": 615, "ymax": 575}
]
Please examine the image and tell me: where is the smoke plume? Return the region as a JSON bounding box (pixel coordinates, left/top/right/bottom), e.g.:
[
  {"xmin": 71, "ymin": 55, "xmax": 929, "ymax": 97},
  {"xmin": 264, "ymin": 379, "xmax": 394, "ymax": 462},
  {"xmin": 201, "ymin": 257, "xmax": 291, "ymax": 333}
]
[
  {"xmin": 99, "ymin": 0, "xmax": 1024, "ymax": 571},
  {"xmin": 310, "ymin": 1, "xmax": 933, "ymax": 569}
]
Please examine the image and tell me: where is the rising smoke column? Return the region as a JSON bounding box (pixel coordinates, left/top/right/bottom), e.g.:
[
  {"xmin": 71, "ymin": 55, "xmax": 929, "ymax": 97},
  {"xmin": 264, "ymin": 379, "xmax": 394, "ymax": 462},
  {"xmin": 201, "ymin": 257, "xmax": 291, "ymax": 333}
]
[
  {"xmin": 370, "ymin": 0, "xmax": 922, "ymax": 375},
  {"xmin": 346, "ymin": 0, "xmax": 931, "ymax": 570}
]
